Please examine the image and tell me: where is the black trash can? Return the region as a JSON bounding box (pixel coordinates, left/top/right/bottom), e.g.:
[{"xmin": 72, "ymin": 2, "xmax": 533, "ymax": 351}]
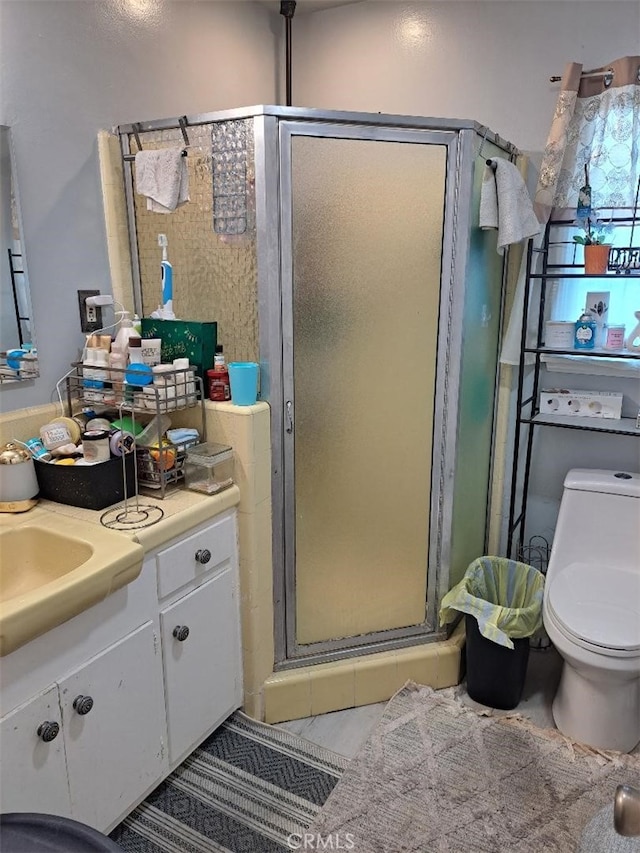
[
  {"xmin": 440, "ymin": 556, "xmax": 545, "ymax": 711},
  {"xmin": 465, "ymin": 614, "xmax": 530, "ymax": 710}
]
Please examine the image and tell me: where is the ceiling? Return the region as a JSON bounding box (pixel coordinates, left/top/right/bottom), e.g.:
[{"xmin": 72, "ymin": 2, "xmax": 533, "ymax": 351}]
[{"xmin": 257, "ymin": 1, "xmax": 363, "ymax": 14}]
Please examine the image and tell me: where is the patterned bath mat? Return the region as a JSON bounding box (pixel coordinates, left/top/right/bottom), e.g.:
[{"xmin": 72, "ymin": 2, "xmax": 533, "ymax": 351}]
[
  {"xmin": 110, "ymin": 711, "xmax": 347, "ymax": 853},
  {"xmin": 312, "ymin": 683, "xmax": 640, "ymax": 853}
]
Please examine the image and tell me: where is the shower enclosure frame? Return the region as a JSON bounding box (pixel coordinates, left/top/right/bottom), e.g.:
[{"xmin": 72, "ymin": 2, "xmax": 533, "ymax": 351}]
[{"xmin": 117, "ymin": 106, "xmax": 517, "ymax": 670}]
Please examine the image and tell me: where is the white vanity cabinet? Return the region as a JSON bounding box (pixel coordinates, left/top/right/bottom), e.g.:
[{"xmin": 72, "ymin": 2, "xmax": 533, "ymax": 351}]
[
  {"xmin": 155, "ymin": 511, "xmax": 242, "ymax": 766},
  {"xmin": 0, "ymin": 505, "xmax": 242, "ymax": 833},
  {"xmin": 0, "ymin": 622, "xmax": 166, "ymax": 831}
]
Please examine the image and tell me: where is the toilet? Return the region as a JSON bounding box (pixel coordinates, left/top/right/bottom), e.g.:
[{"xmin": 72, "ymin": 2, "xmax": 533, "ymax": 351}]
[{"xmin": 543, "ymin": 468, "xmax": 640, "ymax": 753}]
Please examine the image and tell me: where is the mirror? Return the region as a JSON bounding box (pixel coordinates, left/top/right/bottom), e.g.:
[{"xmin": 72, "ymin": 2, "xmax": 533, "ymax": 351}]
[{"xmin": 1, "ymin": 125, "xmax": 38, "ymax": 383}]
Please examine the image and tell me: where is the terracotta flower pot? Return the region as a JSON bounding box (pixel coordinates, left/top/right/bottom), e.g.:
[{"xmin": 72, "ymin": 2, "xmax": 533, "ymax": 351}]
[{"xmin": 584, "ymin": 244, "xmax": 611, "ymax": 275}]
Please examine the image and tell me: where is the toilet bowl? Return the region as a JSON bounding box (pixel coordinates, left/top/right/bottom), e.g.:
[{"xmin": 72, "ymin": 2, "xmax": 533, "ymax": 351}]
[{"xmin": 542, "ymin": 469, "xmax": 640, "ymax": 753}]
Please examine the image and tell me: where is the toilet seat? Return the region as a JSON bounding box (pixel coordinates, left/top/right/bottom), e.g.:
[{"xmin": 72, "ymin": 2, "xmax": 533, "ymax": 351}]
[{"xmin": 548, "ymin": 563, "xmax": 640, "ymax": 654}]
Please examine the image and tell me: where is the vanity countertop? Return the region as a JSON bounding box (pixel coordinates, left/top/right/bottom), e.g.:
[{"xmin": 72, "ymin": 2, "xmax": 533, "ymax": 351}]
[{"xmin": 0, "ymin": 484, "xmax": 241, "ymax": 553}]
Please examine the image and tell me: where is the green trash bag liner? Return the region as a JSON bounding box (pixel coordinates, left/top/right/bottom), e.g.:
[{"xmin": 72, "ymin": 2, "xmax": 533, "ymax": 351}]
[{"xmin": 439, "ymin": 556, "xmax": 545, "ymax": 649}]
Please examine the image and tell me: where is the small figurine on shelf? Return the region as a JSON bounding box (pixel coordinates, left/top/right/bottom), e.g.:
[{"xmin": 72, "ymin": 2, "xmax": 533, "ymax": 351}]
[{"xmin": 625, "ymin": 311, "xmax": 640, "ymax": 353}]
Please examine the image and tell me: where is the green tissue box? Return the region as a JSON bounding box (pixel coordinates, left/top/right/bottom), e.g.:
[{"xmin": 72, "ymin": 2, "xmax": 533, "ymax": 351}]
[{"xmin": 140, "ymin": 319, "xmax": 217, "ymax": 381}]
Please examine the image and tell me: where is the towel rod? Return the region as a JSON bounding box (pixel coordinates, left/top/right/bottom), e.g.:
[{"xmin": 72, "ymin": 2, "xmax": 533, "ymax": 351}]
[
  {"xmin": 132, "ymin": 123, "xmax": 143, "ymax": 152},
  {"xmin": 178, "ymin": 116, "xmax": 190, "ymax": 147}
]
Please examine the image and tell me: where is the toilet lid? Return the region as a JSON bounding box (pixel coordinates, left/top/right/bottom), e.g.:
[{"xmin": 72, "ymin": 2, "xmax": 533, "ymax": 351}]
[{"xmin": 548, "ymin": 563, "xmax": 640, "ymax": 651}]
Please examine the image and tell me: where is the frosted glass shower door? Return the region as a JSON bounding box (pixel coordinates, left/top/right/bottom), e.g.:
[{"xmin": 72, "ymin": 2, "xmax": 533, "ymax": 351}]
[{"xmin": 280, "ymin": 124, "xmax": 451, "ymax": 655}]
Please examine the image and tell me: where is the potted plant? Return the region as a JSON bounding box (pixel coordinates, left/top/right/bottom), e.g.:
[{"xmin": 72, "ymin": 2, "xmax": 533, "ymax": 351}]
[{"xmin": 573, "ymin": 214, "xmax": 614, "ymax": 274}]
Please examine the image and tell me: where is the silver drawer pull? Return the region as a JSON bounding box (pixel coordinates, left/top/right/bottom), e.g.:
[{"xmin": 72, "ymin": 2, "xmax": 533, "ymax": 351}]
[
  {"xmin": 173, "ymin": 625, "xmax": 190, "ymax": 642},
  {"xmin": 37, "ymin": 721, "xmax": 59, "ymax": 742},
  {"xmin": 195, "ymin": 549, "xmax": 211, "ymax": 564},
  {"xmin": 72, "ymin": 695, "xmax": 94, "ymax": 716}
]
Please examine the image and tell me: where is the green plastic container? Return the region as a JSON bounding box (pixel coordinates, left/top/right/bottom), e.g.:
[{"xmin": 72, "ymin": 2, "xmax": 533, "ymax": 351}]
[{"xmin": 140, "ymin": 319, "xmax": 217, "ymax": 381}]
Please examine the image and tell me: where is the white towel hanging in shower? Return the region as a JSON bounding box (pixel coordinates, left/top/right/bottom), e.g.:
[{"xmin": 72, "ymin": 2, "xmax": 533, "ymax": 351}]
[
  {"xmin": 480, "ymin": 159, "xmax": 540, "ymax": 254},
  {"xmin": 134, "ymin": 148, "xmax": 189, "ymax": 213}
]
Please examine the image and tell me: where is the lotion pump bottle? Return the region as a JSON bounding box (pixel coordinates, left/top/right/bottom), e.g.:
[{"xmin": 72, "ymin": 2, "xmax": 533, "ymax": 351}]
[
  {"xmin": 113, "ymin": 311, "xmax": 137, "ymax": 352},
  {"xmin": 112, "ymin": 312, "xmax": 139, "ymax": 385}
]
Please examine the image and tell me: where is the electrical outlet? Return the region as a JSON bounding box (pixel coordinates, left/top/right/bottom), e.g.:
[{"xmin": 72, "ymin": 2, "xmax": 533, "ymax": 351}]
[{"xmin": 78, "ymin": 289, "xmax": 103, "ymax": 333}]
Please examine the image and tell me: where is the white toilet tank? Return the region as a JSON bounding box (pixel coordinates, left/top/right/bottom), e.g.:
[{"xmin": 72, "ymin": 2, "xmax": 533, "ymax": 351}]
[{"xmin": 547, "ymin": 469, "xmax": 640, "ymax": 576}]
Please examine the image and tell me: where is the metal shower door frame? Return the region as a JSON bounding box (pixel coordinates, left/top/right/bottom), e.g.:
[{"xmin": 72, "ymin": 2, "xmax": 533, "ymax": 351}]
[{"xmin": 272, "ymin": 119, "xmax": 463, "ymax": 667}]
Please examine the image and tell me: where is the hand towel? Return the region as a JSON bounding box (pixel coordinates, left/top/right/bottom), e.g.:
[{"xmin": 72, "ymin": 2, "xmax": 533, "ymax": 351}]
[
  {"xmin": 480, "ymin": 159, "xmax": 541, "ymax": 254},
  {"xmin": 134, "ymin": 148, "xmax": 189, "ymax": 213},
  {"xmin": 166, "ymin": 428, "xmax": 200, "ymax": 445}
]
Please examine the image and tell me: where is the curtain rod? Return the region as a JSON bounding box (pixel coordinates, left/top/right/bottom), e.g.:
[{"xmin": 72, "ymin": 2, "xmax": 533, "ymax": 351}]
[{"xmin": 549, "ymin": 69, "xmax": 613, "ymax": 83}]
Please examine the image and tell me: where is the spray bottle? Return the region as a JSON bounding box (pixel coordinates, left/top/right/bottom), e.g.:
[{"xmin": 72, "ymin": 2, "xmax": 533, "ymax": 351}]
[{"xmin": 157, "ymin": 234, "xmax": 175, "ymax": 320}]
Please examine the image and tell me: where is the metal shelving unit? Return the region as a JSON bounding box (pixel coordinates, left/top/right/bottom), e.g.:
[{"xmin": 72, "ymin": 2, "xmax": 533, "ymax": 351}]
[
  {"xmin": 507, "ymin": 216, "xmax": 640, "ymax": 558},
  {"xmin": 66, "ymin": 362, "xmax": 207, "ymax": 499}
]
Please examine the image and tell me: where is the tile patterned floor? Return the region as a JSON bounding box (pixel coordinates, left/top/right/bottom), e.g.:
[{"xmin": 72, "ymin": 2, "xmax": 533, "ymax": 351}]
[{"xmin": 277, "ymin": 646, "xmax": 564, "ymax": 758}]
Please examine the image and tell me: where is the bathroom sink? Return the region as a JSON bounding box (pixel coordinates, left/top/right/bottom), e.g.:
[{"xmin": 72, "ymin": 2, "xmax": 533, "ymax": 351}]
[
  {"xmin": 1, "ymin": 527, "xmax": 94, "ymax": 601},
  {"xmin": 0, "ymin": 515, "xmax": 144, "ymax": 656}
]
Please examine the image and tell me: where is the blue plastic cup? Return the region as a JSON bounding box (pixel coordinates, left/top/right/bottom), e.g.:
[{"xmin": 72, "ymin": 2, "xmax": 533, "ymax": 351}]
[{"xmin": 228, "ymin": 362, "xmax": 259, "ymax": 406}]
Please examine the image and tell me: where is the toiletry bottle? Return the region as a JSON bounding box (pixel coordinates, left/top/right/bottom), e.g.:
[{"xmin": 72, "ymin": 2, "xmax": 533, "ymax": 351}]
[
  {"xmin": 113, "ymin": 311, "xmax": 138, "ymax": 352},
  {"xmin": 214, "ymin": 344, "xmax": 226, "ymax": 371},
  {"xmin": 128, "ymin": 336, "xmax": 142, "ymax": 364},
  {"xmin": 82, "ymin": 429, "xmax": 111, "ymax": 463},
  {"xmin": 207, "ymin": 367, "xmax": 231, "ymax": 401},
  {"xmin": 574, "ymin": 310, "xmax": 596, "ymax": 350},
  {"xmin": 82, "ymin": 348, "xmax": 106, "ymax": 403},
  {"xmin": 109, "ymin": 347, "xmax": 127, "ymax": 396},
  {"xmin": 109, "ymin": 311, "xmax": 137, "ymax": 402}
]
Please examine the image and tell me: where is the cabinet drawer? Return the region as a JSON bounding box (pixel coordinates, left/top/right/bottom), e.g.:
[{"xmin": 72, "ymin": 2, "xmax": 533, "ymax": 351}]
[{"xmin": 156, "ymin": 513, "xmax": 235, "ymax": 599}]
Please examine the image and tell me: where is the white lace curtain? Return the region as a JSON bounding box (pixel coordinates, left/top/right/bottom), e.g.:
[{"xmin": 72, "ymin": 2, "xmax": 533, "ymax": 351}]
[
  {"xmin": 535, "ymin": 55, "xmax": 640, "ymax": 221},
  {"xmin": 501, "ymin": 56, "xmax": 640, "ymax": 364}
]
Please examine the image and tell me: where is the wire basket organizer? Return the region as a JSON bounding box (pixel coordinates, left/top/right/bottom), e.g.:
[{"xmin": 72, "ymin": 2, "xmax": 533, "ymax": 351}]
[
  {"xmin": 136, "ymin": 435, "xmax": 200, "ymax": 491},
  {"xmin": 65, "ymin": 362, "xmax": 207, "ymax": 500}
]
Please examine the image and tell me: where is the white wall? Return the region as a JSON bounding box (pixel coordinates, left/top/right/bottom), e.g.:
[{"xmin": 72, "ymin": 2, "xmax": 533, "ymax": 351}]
[
  {"xmin": 292, "ymin": 1, "xmax": 639, "ymax": 158},
  {"xmin": 291, "ymin": 0, "xmax": 640, "ymax": 548},
  {"xmin": 0, "ymin": 0, "xmax": 278, "ymax": 411}
]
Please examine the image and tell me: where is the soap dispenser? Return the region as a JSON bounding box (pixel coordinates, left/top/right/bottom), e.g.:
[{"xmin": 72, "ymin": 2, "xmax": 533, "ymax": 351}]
[
  {"xmin": 113, "ymin": 311, "xmax": 137, "ymax": 352},
  {"xmin": 111, "ymin": 311, "xmax": 137, "ymax": 386},
  {"xmin": 574, "ymin": 310, "xmax": 597, "ymax": 350}
]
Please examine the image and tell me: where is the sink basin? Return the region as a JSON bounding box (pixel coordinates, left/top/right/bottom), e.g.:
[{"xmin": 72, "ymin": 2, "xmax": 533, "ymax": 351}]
[
  {"xmin": 0, "ymin": 514, "xmax": 144, "ymax": 656},
  {"xmin": 1, "ymin": 527, "xmax": 94, "ymax": 601}
]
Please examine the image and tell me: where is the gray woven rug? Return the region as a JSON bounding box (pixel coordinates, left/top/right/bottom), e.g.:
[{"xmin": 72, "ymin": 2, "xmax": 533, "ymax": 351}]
[
  {"xmin": 110, "ymin": 711, "xmax": 347, "ymax": 852},
  {"xmin": 312, "ymin": 683, "xmax": 640, "ymax": 853}
]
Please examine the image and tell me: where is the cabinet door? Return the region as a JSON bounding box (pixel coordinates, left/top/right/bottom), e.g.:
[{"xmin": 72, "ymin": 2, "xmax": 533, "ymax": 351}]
[
  {"xmin": 161, "ymin": 568, "xmax": 241, "ymax": 765},
  {"xmin": 0, "ymin": 684, "xmax": 72, "ymax": 818},
  {"xmin": 59, "ymin": 621, "xmax": 167, "ymax": 831}
]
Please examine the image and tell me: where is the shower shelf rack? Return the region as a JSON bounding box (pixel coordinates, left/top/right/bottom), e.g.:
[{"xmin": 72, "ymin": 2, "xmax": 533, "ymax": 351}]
[
  {"xmin": 65, "ymin": 362, "xmax": 207, "ymax": 499},
  {"xmin": 506, "ymin": 215, "xmax": 640, "ymax": 559}
]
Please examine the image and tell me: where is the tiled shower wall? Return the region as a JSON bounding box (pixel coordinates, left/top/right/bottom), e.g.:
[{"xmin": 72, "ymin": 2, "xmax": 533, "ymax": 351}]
[{"xmin": 130, "ymin": 121, "xmax": 259, "ymax": 364}]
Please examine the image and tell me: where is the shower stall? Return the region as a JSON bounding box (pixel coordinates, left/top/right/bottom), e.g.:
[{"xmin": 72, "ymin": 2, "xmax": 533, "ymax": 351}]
[{"xmin": 118, "ymin": 106, "xmax": 516, "ymax": 669}]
